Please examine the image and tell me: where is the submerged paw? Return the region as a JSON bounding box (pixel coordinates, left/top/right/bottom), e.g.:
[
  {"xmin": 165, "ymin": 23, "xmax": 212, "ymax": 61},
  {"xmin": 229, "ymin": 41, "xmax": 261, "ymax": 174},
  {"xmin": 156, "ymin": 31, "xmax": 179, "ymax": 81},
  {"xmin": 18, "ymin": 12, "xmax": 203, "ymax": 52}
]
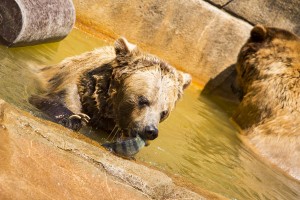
[{"xmin": 102, "ymin": 135, "xmax": 146, "ymax": 157}]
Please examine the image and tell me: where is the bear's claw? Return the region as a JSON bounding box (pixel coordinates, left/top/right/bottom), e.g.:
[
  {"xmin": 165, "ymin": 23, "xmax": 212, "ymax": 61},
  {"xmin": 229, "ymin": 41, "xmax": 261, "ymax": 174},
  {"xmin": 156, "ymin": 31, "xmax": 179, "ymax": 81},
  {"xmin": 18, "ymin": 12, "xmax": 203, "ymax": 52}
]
[
  {"xmin": 59, "ymin": 113, "xmax": 90, "ymax": 131},
  {"xmin": 69, "ymin": 113, "xmax": 90, "ymax": 125}
]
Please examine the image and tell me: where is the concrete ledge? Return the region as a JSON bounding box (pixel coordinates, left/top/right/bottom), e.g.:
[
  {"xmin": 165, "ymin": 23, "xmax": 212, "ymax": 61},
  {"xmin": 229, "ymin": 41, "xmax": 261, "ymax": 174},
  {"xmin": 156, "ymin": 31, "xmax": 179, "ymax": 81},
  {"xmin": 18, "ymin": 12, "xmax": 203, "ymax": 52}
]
[
  {"xmin": 73, "ymin": 0, "xmax": 251, "ymax": 86},
  {"xmin": 208, "ymin": 0, "xmax": 300, "ymax": 36},
  {"xmin": 0, "ymin": 99, "xmax": 225, "ymax": 199}
]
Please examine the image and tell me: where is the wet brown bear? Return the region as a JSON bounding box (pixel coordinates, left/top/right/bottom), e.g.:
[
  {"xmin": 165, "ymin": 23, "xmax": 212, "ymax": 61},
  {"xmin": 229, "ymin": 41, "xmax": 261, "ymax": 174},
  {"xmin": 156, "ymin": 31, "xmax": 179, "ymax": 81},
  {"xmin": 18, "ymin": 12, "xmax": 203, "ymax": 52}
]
[
  {"xmin": 30, "ymin": 37, "xmax": 191, "ymax": 141},
  {"xmin": 233, "ymin": 25, "xmax": 300, "ymax": 180}
]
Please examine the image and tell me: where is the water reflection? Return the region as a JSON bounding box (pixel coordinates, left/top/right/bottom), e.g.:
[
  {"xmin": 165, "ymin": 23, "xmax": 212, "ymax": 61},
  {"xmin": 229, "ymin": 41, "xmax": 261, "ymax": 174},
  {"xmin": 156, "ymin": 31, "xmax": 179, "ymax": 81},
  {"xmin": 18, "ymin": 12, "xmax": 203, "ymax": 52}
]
[
  {"xmin": 136, "ymin": 85, "xmax": 300, "ymax": 200},
  {"xmin": 0, "ymin": 28, "xmax": 299, "ymax": 200}
]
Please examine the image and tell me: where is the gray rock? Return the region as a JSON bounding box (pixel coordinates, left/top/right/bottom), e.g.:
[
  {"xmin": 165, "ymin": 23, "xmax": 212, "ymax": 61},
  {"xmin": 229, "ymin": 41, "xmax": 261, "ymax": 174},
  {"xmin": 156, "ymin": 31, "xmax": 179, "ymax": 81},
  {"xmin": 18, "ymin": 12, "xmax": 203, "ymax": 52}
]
[
  {"xmin": 0, "ymin": 0, "xmax": 75, "ymax": 46},
  {"xmin": 222, "ymin": 0, "xmax": 300, "ymax": 35}
]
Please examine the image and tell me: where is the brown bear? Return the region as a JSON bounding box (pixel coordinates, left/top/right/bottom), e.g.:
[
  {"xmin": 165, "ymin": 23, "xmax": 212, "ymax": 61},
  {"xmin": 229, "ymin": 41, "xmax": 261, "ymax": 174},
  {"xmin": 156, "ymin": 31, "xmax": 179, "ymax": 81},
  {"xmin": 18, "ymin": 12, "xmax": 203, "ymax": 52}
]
[
  {"xmin": 233, "ymin": 24, "xmax": 300, "ymax": 181},
  {"xmin": 29, "ymin": 37, "xmax": 191, "ymax": 142}
]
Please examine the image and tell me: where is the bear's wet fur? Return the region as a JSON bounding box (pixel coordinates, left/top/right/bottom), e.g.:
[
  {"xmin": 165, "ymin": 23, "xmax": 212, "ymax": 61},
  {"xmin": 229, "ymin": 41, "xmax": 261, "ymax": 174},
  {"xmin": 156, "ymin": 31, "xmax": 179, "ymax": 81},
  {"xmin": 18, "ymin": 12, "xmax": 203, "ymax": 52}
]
[
  {"xmin": 233, "ymin": 25, "xmax": 300, "ymax": 180},
  {"xmin": 30, "ymin": 37, "xmax": 191, "ymax": 141}
]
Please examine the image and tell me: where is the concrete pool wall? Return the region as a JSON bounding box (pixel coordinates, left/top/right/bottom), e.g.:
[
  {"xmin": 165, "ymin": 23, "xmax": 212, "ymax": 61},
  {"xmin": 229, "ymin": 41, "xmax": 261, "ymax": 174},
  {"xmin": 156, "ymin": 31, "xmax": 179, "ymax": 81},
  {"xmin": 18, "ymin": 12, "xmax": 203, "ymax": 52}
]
[
  {"xmin": 73, "ymin": 0, "xmax": 252, "ymax": 87},
  {"xmin": 73, "ymin": 0, "xmax": 300, "ymax": 87},
  {"xmin": 73, "ymin": 0, "xmax": 300, "ymax": 86}
]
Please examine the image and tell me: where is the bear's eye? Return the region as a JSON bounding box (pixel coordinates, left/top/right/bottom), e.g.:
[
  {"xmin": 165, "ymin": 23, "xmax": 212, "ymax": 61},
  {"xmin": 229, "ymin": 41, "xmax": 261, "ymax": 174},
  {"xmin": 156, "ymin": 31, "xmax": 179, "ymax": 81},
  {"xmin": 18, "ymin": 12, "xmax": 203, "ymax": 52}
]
[
  {"xmin": 160, "ymin": 110, "xmax": 169, "ymax": 122},
  {"xmin": 138, "ymin": 96, "xmax": 150, "ymax": 107}
]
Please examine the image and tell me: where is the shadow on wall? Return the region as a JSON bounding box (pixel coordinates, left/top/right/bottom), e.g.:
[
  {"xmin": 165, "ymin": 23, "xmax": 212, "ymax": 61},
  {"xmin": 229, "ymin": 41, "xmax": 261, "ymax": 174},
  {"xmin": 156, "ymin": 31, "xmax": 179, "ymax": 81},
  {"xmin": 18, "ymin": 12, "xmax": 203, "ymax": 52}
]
[
  {"xmin": 294, "ymin": 24, "xmax": 300, "ymax": 36},
  {"xmin": 200, "ymin": 64, "xmax": 240, "ymax": 116}
]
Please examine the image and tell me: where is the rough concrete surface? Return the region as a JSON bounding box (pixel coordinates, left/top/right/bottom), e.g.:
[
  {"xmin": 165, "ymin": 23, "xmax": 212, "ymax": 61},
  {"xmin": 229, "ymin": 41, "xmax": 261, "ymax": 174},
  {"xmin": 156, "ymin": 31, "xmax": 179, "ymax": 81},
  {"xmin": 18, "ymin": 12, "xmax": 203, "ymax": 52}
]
[
  {"xmin": 0, "ymin": 0, "xmax": 75, "ymax": 46},
  {"xmin": 210, "ymin": 0, "xmax": 300, "ymax": 35},
  {"xmin": 73, "ymin": 0, "xmax": 252, "ymax": 87},
  {"xmin": 0, "ymin": 102, "xmax": 147, "ymax": 200},
  {"xmin": 0, "ymin": 99, "xmax": 224, "ymax": 200}
]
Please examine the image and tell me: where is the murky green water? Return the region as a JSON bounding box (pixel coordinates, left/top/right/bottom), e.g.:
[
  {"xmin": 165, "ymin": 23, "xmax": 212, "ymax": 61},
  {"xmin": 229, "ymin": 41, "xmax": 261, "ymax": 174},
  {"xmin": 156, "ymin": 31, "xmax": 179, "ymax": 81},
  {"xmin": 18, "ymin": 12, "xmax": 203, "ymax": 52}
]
[{"xmin": 0, "ymin": 28, "xmax": 299, "ymax": 200}]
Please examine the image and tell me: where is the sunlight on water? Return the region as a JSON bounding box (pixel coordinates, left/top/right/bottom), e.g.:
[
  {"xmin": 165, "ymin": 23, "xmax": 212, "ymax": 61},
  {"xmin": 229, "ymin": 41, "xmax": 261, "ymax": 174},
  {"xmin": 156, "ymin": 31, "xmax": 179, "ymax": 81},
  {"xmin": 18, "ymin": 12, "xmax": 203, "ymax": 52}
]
[
  {"xmin": 0, "ymin": 28, "xmax": 299, "ymax": 200},
  {"xmin": 0, "ymin": 28, "xmax": 108, "ymax": 112},
  {"xmin": 136, "ymin": 85, "xmax": 300, "ymax": 200}
]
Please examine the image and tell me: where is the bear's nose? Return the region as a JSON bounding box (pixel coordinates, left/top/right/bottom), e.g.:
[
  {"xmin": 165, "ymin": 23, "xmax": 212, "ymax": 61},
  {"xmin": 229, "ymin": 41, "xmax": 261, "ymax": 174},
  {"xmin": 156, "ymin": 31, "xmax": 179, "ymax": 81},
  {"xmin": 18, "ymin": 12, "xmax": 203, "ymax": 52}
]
[{"xmin": 144, "ymin": 125, "xmax": 158, "ymax": 140}]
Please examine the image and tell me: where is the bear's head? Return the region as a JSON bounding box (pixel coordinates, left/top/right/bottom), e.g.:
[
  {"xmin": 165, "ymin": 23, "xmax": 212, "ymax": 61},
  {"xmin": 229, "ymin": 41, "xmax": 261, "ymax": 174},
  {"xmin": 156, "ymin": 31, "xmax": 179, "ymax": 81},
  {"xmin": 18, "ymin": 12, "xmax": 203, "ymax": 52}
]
[
  {"xmin": 108, "ymin": 38, "xmax": 191, "ymax": 140},
  {"xmin": 234, "ymin": 24, "xmax": 300, "ymax": 100}
]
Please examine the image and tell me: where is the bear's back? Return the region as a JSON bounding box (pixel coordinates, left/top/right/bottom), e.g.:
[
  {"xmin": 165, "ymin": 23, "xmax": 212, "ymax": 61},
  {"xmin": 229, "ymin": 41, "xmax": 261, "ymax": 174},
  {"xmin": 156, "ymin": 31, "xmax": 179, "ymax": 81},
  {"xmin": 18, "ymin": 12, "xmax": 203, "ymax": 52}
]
[
  {"xmin": 234, "ymin": 26, "xmax": 300, "ymax": 128},
  {"xmin": 41, "ymin": 46, "xmax": 116, "ymax": 94}
]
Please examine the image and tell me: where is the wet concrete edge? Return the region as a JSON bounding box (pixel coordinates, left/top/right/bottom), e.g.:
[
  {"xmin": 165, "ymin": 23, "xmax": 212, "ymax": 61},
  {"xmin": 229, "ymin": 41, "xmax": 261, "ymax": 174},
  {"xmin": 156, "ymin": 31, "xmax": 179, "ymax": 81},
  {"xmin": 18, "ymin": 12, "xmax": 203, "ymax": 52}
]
[{"xmin": 0, "ymin": 99, "xmax": 227, "ymax": 199}]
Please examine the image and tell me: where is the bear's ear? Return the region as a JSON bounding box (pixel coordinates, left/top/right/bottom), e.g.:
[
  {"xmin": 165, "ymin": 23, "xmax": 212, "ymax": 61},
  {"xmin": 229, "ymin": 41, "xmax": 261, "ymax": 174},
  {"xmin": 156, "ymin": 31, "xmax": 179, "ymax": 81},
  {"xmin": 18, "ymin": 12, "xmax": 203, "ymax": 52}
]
[
  {"xmin": 250, "ymin": 24, "xmax": 267, "ymax": 42},
  {"xmin": 114, "ymin": 37, "xmax": 138, "ymax": 56},
  {"xmin": 178, "ymin": 71, "xmax": 192, "ymax": 90}
]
